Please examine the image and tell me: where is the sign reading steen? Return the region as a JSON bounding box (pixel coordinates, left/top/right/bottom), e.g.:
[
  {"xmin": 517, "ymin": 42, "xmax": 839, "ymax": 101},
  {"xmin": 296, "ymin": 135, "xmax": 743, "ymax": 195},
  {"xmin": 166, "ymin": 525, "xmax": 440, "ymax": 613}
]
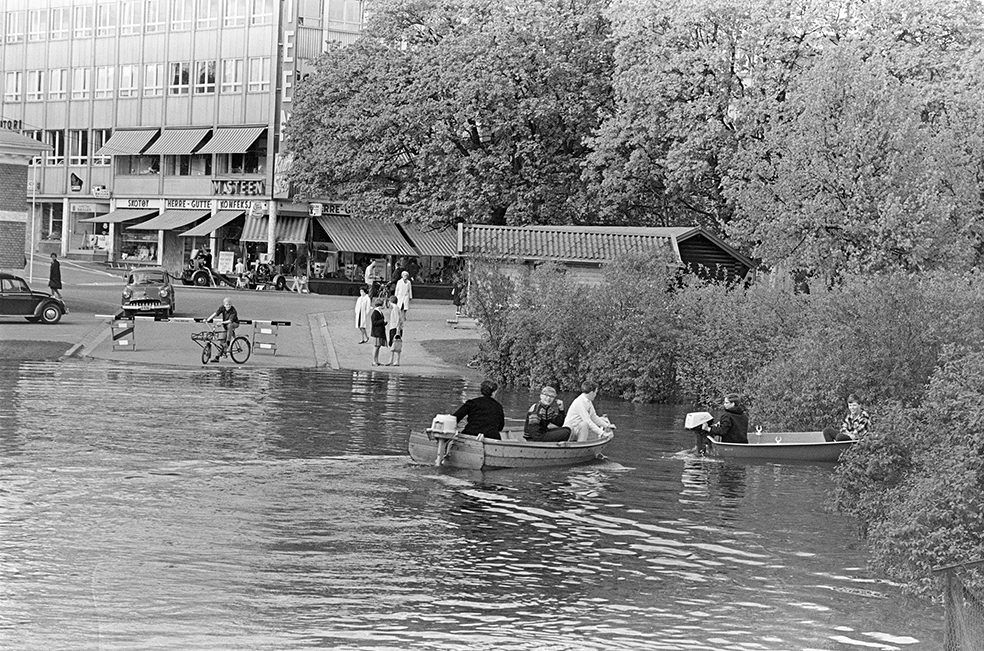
[{"xmin": 0, "ymin": 131, "xmax": 51, "ymax": 269}]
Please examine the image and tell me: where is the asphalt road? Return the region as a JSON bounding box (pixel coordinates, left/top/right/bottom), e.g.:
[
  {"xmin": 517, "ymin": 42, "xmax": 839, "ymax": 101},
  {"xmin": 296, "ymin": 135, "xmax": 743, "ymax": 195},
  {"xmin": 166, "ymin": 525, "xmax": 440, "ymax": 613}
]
[{"xmin": 1, "ymin": 258, "xmax": 482, "ymax": 377}]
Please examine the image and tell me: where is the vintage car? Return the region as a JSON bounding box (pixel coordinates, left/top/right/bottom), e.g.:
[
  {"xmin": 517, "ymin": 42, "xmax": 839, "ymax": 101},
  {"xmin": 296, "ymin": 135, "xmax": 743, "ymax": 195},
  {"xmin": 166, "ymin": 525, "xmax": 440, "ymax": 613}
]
[
  {"xmin": 121, "ymin": 267, "xmax": 176, "ymax": 317},
  {"xmin": 0, "ymin": 272, "xmax": 65, "ymax": 324}
]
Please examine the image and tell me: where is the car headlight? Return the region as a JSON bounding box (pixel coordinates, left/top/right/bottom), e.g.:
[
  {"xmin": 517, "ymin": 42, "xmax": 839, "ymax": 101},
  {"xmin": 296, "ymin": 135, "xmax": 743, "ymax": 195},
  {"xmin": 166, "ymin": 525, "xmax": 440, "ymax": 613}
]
[
  {"xmin": 122, "ymin": 288, "xmax": 132, "ymax": 299},
  {"xmin": 159, "ymin": 287, "xmax": 169, "ymax": 297}
]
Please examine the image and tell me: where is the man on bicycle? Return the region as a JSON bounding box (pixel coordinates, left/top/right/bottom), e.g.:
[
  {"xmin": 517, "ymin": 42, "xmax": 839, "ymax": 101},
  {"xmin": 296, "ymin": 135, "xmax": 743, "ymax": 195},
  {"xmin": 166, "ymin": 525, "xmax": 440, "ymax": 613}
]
[{"xmin": 205, "ymin": 296, "xmax": 239, "ymax": 363}]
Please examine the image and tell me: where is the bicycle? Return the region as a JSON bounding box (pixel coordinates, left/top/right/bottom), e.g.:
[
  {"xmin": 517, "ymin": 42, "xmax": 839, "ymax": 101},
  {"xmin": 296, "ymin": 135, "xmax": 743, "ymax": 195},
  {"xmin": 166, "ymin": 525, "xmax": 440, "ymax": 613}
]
[{"xmin": 191, "ymin": 322, "xmax": 251, "ymax": 365}]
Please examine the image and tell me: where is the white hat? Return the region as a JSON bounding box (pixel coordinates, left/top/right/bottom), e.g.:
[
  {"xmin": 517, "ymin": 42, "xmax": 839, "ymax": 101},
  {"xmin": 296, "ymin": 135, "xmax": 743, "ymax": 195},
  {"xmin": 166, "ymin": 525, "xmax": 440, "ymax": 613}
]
[{"xmin": 684, "ymin": 412, "xmax": 714, "ymax": 429}]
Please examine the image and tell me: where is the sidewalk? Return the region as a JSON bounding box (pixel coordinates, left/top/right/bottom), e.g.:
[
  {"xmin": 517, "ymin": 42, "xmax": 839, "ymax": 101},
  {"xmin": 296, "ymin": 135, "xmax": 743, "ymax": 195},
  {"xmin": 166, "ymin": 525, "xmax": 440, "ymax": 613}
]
[{"xmin": 75, "ymin": 292, "xmax": 484, "ymax": 378}]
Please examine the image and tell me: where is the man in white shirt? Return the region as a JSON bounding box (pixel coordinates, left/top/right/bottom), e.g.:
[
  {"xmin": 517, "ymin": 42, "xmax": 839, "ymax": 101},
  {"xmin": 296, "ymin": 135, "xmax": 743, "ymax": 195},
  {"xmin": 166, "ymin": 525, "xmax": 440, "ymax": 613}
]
[{"xmin": 563, "ymin": 380, "xmax": 615, "ymax": 441}]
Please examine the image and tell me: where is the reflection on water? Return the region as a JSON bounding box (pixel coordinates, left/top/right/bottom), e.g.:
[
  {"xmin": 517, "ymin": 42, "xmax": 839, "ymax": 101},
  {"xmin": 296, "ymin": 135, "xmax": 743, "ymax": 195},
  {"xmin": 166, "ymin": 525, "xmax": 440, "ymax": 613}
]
[{"xmin": 0, "ymin": 360, "xmax": 941, "ymax": 650}]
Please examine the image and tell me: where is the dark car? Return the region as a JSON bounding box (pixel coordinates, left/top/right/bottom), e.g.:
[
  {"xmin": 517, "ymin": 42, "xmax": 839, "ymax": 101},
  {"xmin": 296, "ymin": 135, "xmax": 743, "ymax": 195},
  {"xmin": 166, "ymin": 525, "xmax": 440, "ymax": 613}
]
[
  {"xmin": 121, "ymin": 267, "xmax": 176, "ymax": 317},
  {"xmin": 0, "ymin": 272, "xmax": 65, "ymax": 324}
]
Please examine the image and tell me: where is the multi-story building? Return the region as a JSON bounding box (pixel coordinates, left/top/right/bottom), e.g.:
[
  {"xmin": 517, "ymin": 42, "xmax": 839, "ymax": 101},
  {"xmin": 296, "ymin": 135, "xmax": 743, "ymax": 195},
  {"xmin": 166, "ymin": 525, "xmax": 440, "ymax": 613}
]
[{"xmin": 0, "ymin": 0, "xmax": 364, "ymax": 276}]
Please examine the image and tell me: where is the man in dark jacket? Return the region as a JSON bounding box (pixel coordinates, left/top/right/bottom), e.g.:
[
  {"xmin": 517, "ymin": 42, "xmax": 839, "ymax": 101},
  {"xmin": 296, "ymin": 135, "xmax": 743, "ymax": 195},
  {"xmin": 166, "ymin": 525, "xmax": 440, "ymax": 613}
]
[
  {"xmin": 524, "ymin": 385, "xmax": 571, "ymax": 442},
  {"xmin": 452, "ymin": 380, "xmax": 505, "ymax": 440},
  {"xmin": 704, "ymin": 394, "xmax": 749, "ymax": 444}
]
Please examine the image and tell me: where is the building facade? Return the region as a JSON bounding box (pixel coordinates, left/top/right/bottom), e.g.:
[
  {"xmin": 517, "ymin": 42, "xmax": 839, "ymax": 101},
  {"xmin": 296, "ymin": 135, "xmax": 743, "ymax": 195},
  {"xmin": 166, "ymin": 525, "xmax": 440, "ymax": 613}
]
[{"xmin": 0, "ymin": 0, "xmax": 364, "ymax": 275}]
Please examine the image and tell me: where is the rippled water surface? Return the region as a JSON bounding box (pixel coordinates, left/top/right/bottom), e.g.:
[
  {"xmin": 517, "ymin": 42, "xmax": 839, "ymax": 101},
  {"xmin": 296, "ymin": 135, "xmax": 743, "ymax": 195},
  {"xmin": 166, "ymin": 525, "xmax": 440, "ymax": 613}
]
[{"xmin": 0, "ymin": 360, "xmax": 942, "ymax": 650}]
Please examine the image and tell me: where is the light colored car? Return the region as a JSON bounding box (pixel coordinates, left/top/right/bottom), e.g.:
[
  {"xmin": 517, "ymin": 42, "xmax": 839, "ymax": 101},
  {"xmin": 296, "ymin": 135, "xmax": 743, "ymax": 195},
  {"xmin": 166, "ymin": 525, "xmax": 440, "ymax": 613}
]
[
  {"xmin": 121, "ymin": 267, "xmax": 176, "ymax": 317},
  {"xmin": 0, "ymin": 272, "xmax": 65, "ymax": 324}
]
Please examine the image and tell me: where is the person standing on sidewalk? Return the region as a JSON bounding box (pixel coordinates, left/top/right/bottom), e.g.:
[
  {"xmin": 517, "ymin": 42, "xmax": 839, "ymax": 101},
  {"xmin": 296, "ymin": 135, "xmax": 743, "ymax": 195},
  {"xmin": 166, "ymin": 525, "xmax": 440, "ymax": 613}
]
[
  {"xmin": 395, "ymin": 270, "xmax": 412, "ymax": 317},
  {"xmin": 354, "ymin": 286, "xmax": 371, "ymax": 344},
  {"xmin": 370, "ymin": 297, "xmax": 388, "ymax": 366},
  {"xmin": 48, "ymin": 253, "xmax": 65, "ymax": 309}
]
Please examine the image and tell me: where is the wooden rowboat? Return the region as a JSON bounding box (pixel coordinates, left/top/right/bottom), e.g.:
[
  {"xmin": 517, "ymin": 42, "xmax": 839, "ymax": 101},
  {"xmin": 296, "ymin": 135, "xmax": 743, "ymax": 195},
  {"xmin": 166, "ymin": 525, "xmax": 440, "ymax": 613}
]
[
  {"xmin": 705, "ymin": 430, "xmax": 857, "ymax": 462},
  {"xmin": 408, "ymin": 428, "xmax": 613, "ymax": 470}
]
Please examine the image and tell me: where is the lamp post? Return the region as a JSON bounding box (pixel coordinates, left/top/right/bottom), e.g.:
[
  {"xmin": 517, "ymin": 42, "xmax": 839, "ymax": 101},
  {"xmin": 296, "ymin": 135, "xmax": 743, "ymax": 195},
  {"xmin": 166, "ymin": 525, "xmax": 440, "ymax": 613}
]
[{"xmin": 28, "ymin": 164, "xmax": 37, "ymax": 282}]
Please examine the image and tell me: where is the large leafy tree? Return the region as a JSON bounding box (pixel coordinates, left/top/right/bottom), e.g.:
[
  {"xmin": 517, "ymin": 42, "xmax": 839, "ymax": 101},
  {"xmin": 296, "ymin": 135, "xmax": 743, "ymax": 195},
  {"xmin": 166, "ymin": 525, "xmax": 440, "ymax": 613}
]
[{"xmin": 285, "ymin": 0, "xmax": 615, "ymax": 227}]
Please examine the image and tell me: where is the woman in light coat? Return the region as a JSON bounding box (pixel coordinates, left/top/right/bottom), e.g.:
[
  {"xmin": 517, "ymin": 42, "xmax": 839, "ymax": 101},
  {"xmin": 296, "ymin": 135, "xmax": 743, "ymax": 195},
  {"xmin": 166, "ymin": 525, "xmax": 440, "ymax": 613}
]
[{"xmin": 354, "ymin": 286, "xmax": 371, "ymax": 343}]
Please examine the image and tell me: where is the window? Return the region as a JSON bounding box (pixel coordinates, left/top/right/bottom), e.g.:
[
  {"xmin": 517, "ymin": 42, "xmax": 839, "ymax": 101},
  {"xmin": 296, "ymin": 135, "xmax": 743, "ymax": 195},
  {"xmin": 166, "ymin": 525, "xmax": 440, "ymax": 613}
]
[
  {"xmin": 145, "ymin": 0, "xmax": 163, "ymax": 32},
  {"xmin": 117, "ymin": 155, "xmax": 160, "ymax": 175},
  {"xmin": 119, "ymin": 65, "xmax": 138, "ymax": 97},
  {"xmin": 97, "ymin": 3, "xmax": 117, "ymax": 36},
  {"xmin": 144, "ymin": 63, "xmax": 164, "ymax": 96},
  {"xmin": 251, "ymin": 0, "xmax": 273, "ymax": 25},
  {"xmin": 6, "ymin": 11, "xmax": 24, "ymax": 43},
  {"xmin": 4, "ymin": 71, "xmax": 23, "ymax": 101},
  {"xmin": 95, "ymin": 66, "xmax": 114, "ymax": 98},
  {"xmin": 72, "ymin": 67, "xmax": 91, "ymax": 99},
  {"xmin": 328, "ymin": 0, "xmax": 363, "ymax": 29},
  {"xmin": 171, "ymin": 0, "xmax": 192, "ymax": 30},
  {"xmin": 248, "ymin": 57, "xmax": 270, "ymax": 92},
  {"xmin": 50, "ymin": 7, "xmax": 69, "ymax": 39},
  {"xmin": 24, "ymin": 130, "xmax": 43, "ymax": 165},
  {"xmin": 217, "ymin": 135, "xmax": 266, "ymax": 174},
  {"xmin": 120, "ymin": 1, "xmax": 140, "ymax": 34},
  {"xmin": 92, "ymin": 129, "xmax": 112, "ymax": 165},
  {"xmin": 194, "ymin": 61, "xmax": 216, "ymax": 94},
  {"xmin": 165, "ymin": 154, "xmax": 211, "ymax": 176},
  {"xmin": 220, "ymin": 58, "xmax": 242, "ymax": 93},
  {"xmin": 26, "ymin": 70, "xmax": 43, "ymax": 101},
  {"xmin": 49, "ymin": 68, "xmax": 67, "ymax": 100},
  {"xmin": 169, "ymin": 62, "xmax": 190, "ymax": 95},
  {"xmin": 224, "ymin": 0, "xmax": 246, "ymax": 26},
  {"xmin": 45, "ymin": 130, "xmax": 66, "ymax": 166},
  {"xmin": 197, "ymin": 0, "xmax": 217, "ymax": 28},
  {"xmin": 28, "ymin": 9, "xmax": 47, "ymax": 41},
  {"xmin": 74, "ymin": 5, "xmax": 93, "ymax": 38},
  {"xmin": 69, "ymin": 129, "xmax": 90, "ymax": 166}
]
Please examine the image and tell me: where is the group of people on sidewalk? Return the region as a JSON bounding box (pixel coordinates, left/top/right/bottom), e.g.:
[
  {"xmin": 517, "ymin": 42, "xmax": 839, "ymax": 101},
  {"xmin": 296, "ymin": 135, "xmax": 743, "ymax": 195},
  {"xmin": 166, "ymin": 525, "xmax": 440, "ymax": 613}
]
[
  {"xmin": 353, "ymin": 272, "xmax": 413, "ymax": 367},
  {"xmin": 450, "ymin": 379, "xmax": 616, "ymax": 443}
]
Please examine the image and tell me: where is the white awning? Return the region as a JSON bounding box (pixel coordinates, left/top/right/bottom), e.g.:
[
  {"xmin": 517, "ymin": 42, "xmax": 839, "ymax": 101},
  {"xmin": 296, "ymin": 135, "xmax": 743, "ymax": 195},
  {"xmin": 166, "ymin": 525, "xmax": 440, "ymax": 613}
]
[
  {"xmin": 143, "ymin": 129, "xmax": 211, "ymax": 155},
  {"xmin": 94, "ymin": 129, "xmax": 158, "ymax": 156},
  {"xmin": 195, "ymin": 127, "xmax": 265, "ymax": 154}
]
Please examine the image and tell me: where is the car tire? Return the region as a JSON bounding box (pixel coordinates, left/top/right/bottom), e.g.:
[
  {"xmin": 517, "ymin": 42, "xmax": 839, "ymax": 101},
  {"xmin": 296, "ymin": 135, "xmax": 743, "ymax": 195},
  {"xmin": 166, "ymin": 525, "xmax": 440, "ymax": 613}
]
[
  {"xmin": 274, "ymin": 275, "xmax": 287, "ymax": 291},
  {"xmin": 39, "ymin": 303, "xmax": 62, "ymax": 324},
  {"xmin": 193, "ymin": 271, "xmax": 210, "ymax": 287}
]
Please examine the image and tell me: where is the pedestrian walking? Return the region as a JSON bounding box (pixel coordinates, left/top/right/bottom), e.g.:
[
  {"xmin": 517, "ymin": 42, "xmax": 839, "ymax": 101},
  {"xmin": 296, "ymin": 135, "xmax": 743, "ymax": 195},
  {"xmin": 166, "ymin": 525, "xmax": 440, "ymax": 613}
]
[{"xmin": 48, "ymin": 253, "xmax": 65, "ymax": 308}]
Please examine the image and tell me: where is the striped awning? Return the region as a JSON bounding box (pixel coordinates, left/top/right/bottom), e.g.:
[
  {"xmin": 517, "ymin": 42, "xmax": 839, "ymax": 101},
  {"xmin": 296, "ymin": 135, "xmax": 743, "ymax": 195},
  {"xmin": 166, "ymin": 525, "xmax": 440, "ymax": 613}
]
[
  {"xmin": 127, "ymin": 209, "xmax": 210, "ymax": 231},
  {"xmin": 143, "ymin": 128, "xmax": 211, "ymax": 155},
  {"xmin": 240, "ymin": 215, "xmax": 308, "ymax": 244},
  {"xmin": 180, "ymin": 210, "xmax": 244, "ymax": 237},
  {"xmin": 94, "ymin": 129, "xmax": 158, "ymax": 156},
  {"xmin": 315, "ymin": 215, "xmax": 416, "ymax": 256},
  {"xmin": 78, "ymin": 208, "xmax": 157, "ymax": 224},
  {"xmin": 399, "ymin": 223, "xmax": 457, "ymax": 257},
  {"xmin": 196, "ymin": 127, "xmax": 265, "ymax": 154}
]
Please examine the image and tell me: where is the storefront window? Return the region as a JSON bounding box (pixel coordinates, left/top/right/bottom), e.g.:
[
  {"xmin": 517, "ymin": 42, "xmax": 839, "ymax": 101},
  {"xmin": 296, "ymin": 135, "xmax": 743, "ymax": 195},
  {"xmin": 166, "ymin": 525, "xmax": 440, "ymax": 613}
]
[{"xmin": 119, "ymin": 231, "xmax": 157, "ymax": 260}]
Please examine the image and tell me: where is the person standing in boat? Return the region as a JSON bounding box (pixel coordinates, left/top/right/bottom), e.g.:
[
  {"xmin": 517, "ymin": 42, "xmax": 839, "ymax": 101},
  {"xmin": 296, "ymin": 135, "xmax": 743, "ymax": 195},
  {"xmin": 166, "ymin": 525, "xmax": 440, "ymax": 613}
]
[
  {"xmin": 452, "ymin": 380, "xmax": 505, "ymax": 440},
  {"xmin": 564, "ymin": 380, "xmax": 615, "ymax": 441},
  {"xmin": 824, "ymin": 394, "xmax": 870, "ymax": 441},
  {"xmin": 524, "ymin": 385, "xmax": 572, "ymax": 442},
  {"xmin": 702, "ymin": 394, "xmax": 749, "ymax": 444}
]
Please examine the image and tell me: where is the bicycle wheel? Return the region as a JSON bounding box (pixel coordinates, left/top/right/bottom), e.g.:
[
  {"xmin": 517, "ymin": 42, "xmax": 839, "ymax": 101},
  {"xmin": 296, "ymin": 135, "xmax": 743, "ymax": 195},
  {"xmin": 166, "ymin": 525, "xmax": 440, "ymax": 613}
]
[
  {"xmin": 201, "ymin": 341, "xmax": 212, "ymax": 365},
  {"xmin": 229, "ymin": 336, "xmax": 251, "ymax": 364}
]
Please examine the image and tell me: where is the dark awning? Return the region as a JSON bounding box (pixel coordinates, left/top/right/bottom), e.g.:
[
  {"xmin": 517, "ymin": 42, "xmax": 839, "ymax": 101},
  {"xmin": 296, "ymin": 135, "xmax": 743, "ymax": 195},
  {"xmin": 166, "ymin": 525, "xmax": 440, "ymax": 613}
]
[
  {"xmin": 127, "ymin": 210, "xmax": 210, "ymax": 231},
  {"xmin": 195, "ymin": 127, "xmax": 265, "ymax": 154},
  {"xmin": 94, "ymin": 129, "xmax": 158, "ymax": 156},
  {"xmin": 240, "ymin": 215, "xmax": 308, "ymax": 244},
  {"xmin": 78, "ymin": 208, "xmax": 157, "ymax": 224},
  {"xmin": 180, "ymin": 210, "xmax": 244, "ymax": 237},
  {"xmin": 143, "ymin": 128, "xmax": 211, "ymax": 155},
  {"xmin": 399, "ymin": 223, "xmax": 457, "ymax": 257},
  {"xmin": 315, "ymin": 215, "xmax": 416, "ymax": 256}
]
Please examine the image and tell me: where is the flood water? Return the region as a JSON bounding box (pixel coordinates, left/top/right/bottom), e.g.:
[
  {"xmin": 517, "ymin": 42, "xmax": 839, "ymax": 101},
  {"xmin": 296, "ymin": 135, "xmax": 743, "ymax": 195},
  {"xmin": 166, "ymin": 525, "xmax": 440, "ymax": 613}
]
[{"xmin": 0, "ymin": 360, "xmax": 942, "ymax": 650}]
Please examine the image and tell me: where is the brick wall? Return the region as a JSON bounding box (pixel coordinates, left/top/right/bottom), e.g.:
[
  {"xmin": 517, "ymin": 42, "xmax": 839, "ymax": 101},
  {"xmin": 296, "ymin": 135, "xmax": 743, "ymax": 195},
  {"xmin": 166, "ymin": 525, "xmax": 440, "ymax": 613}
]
[{"xmin": 0, "ymin": 161, "xmax": 28, "ymax": 270}]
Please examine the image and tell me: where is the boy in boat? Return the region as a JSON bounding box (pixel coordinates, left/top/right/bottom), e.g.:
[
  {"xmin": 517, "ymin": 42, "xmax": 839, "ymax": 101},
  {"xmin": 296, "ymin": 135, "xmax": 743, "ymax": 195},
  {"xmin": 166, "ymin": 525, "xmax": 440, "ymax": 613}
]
[
  {"xmin": 452, "ymin": 380, "xmax": 505, "ymax": 440},
  {"xmin": 702, "ymin": 394, "xmax": 749, "ymax": 443},
  {"xmin": 524, "ymin": 385, "xmax": 572, "ymax": 442},
  {"xmin": 824, "ymin": 394, "xmax": 870, "ymax": 441},
  {"xmin": 563, "ymin": 380, "xmax": 615, "ymax": 442}
]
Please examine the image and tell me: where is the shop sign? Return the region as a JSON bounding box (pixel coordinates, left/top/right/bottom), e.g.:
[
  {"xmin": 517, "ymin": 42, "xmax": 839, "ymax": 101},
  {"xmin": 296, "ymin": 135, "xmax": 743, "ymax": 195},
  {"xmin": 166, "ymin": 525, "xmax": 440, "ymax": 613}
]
[
  {"xmin": 70, "ymin": 173, "xmax": 83, "ymax": 192},
  {"xmin": 165, "ymin": 198, "xmax": 212, "ymax": 209},
  {"xmin": 92, "ymin": 185, "xmax": 111, "ymax": 199},
  {"xmin": 218, "ymin": 199, "xmax": 255, "ymax": 211},
  {"xmin": 70, "ymin": 202, "xmax": 109, "ymax": 214},
  {"xmin": 211, "ymin": 180, "xmax": 266, "ymax": 196},
  {"xmin": 309, "ymin": 203, "xmax": 322, "ymax": 216},
  {"xmin": 0, "ymin": 118, "xmax": 22, "ymax": 130},
  {"xmin": 125, "ymin": 198, "xmax": 153, "ymax": 208},
  {"xmin": 323, "ymin": 202, "xmax": 348, "ymax": 216}
]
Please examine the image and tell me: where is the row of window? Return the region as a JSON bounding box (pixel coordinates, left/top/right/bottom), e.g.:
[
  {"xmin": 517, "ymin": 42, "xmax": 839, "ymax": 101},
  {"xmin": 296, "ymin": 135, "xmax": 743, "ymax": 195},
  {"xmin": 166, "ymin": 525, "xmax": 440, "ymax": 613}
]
[
  {"xmin": 4, "ymin": 0, "xmax": 275, "ymax": 43},
  {"xmin": 22, "ymin": 128, "xmax": 267, "ymax": 175},
  {"xmin": 3, "ymin": 57, "xmax": 271, "ymax": 102}
]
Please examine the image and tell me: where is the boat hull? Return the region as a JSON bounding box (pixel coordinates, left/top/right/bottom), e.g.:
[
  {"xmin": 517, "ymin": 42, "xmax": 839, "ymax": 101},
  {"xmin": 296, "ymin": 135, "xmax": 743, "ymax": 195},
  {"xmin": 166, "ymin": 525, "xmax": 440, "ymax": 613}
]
[
  {"xmin": 408, "ymin": 429, "xmax": 613, "ymax": 470},
  {"xmin": 706, "ymin": 431, "xmax": 857, "ymax": 462}
]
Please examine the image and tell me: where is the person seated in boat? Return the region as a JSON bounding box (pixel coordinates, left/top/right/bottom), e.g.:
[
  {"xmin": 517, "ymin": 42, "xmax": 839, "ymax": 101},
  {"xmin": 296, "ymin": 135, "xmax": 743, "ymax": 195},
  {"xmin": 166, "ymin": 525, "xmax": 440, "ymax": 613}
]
[
  {"xmin": 701, "ymin": 394, "xmax": 749, "ymax": 444},
  {"xmin": 452, "ymin": 380, "xmax": 505, "ymax": 440},
  {"xmin": 824, "ymin": 394, "xmax": 870, "ymax": 441},
  {"xmin": 524, "ymin": 385, "xmax": 572, "ymax": 442},
  {"xmin": 563, "ymin": 380, "xmax": 615, "ymax": 442}
]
